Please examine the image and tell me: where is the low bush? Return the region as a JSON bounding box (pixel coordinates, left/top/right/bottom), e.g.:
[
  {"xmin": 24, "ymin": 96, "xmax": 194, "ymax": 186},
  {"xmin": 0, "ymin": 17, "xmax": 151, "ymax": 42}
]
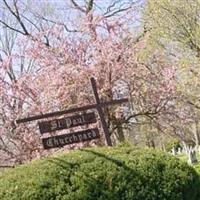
[
  {"xmin": 194, "ymin": 164, "xmax": 200, "ymax": 175},
  {"xmin": 0, "ymin": 146, "xmax": 199, "ymax": 200}
]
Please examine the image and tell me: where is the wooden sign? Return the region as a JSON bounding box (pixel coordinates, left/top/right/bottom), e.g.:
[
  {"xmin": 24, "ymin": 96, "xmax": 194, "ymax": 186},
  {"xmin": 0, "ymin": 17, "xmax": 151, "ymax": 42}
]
[
  {"xmin": 16, "ymin": 77, "xmax": 129, "ymax": 148},
  {"xmin": 42, "ymin": 128, "xmax": 100, "ymax": 149},
  {"xmin": 38, "ymin": 112, "xmax": 96, "ymax": 134}
]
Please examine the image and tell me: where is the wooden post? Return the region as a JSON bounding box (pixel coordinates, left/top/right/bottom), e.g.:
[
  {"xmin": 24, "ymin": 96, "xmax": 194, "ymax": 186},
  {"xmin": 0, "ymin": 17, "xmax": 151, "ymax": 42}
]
[{"xmin": 90, "ymin": 77, "xmax": 112, "ymax": 146}]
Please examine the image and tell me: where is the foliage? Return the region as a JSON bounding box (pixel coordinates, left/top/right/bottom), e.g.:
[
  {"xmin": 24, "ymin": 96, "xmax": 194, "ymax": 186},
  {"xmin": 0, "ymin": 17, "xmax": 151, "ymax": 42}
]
[
  {"xmin": 142, "ymin": 0, "xmax": 200, "ymax": 146},
  {"xmin": 194, "ymin": 164, "xmax": 200, "ymax": 176},
  {"xmin": 0, "ymin": 146, "xmax": 199, "ymax": 200},
  {"xmin": 145, "ymin": 0, "xmax": 200, "ymax": 55}
]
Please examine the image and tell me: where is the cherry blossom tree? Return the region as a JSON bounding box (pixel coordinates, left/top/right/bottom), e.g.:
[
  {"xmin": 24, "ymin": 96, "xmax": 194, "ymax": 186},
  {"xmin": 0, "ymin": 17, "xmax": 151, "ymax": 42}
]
[{"xmin": 0, "ymin": 0, "xmax": 178, "ymax": 166}]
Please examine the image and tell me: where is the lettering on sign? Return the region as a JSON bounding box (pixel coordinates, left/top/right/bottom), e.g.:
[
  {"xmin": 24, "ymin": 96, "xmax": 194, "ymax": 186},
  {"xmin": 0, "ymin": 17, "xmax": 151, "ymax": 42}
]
[
  {"xmin": 38, "ymin": 112, "xmax": 96, "ymax": 134},
  {"xmin": 42, "ymin": 128, "xmax": 100, "ymax": 149}
]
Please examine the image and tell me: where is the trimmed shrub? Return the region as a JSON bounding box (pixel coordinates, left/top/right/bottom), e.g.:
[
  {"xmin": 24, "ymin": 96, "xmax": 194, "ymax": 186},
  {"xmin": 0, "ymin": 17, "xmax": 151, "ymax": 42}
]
[
  {"xmin": 0, "ymin": 146, "xmax": 199, "ymax": 200},
  {"xmin": 194, "ymin": 164, "xmax": 200, "ymax": 176}
]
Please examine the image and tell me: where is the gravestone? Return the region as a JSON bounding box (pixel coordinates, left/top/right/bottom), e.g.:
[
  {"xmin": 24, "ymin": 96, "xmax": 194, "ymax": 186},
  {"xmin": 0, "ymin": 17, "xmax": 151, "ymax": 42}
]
[
  {"xmin": 188, "ymin": 150, "xmax": 198, "ymax": 164},
  {"xmin": 177, "ymin": 147, "xmax": 182, "ymax": 154},
  {"xmin": 172, "ymin": 146, "xmax": 177, "ymax": 156}
]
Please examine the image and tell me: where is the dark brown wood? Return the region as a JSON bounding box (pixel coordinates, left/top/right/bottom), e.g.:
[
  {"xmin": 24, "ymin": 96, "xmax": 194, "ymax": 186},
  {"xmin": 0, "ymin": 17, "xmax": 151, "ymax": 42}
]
[
  {"xmin": 16, "ymin": 98, "xmax": 128, "ymax": 124},
  {"xmin": 38, "ymin": 112, "xmax": 96, "ymax": 134},
  {"xmin": 42, "ymin": 128, "xmax": 100, "ymax": 149},
  {"xmin": 90, "ymin": 77, "xmax": 112, "ymax": 146},
  {"xmin": 0, "ymin": 165, "xmax": 14, "ymax": 168}
]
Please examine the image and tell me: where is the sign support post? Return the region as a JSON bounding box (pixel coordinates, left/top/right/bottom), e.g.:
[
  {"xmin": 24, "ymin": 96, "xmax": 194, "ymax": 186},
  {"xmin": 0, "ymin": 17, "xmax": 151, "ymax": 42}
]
[{"xmin": 90, "ymin": 77, "xmax": 112, "ymax": 146}]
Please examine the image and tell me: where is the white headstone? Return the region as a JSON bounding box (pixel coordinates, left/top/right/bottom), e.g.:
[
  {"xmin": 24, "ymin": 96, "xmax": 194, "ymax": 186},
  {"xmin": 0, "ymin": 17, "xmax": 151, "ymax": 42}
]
[
  {"xmin": 172, "ymin": 146, "xmax": 177, "ymax": 156},
  {"xmin": 177, "ymin": 147, "xmax": 182, "ymax": 154}
]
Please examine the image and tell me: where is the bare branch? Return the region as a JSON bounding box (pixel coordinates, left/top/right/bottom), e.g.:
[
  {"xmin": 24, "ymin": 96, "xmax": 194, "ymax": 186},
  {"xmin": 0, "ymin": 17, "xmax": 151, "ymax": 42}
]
[
  {"xmin": 105, "ymin": 6, "xmax": 132, "ymax": 18},
  {"xmin": 111, "ymin": 110, "xmax": 160, "ymax": 134},
  {"xmin": 104, "ymin": 0, "xmax": 120, "ymax": 15},
  {"xmin": 21, "ymin": 14, "xmax": 40, "ymax": 31},
  {"xmin": 38, "ymin": 15, "xmax": 79, "ymax": 33},
  {"xmin": 70, "ymin": 0, "xmax": 86, "ymax": 13},
  {"xmin": 13, "ymin": 0, "xmax": 29, "ymax": 35},
  {"xmin": 3, "ymin": 0, "xmax": 29, "ymax": 35},
  {"xmin": 187, "ymin": 100, "xmax": 200, "ymax": 110},
  {"xmin": 0, "ymin": 19, "xmax": 26, "ymax": 35}
]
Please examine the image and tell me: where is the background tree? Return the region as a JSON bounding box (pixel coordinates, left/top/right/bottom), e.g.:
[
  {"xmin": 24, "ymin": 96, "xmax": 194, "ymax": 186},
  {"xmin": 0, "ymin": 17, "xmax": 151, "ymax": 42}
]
[{"xmin": 143, "ymin": 0, "xmax": 200, "ymax": 147}]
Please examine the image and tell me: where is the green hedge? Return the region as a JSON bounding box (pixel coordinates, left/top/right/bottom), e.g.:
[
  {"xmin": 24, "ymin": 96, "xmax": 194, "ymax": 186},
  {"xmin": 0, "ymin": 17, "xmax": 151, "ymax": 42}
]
[
  {"xmin": 0, "ymin": 146, "xmax": 199, "ymax": 200},
  {"xmin": 194, "ymin": 164, "xmax": 200, "ymax": 176}
]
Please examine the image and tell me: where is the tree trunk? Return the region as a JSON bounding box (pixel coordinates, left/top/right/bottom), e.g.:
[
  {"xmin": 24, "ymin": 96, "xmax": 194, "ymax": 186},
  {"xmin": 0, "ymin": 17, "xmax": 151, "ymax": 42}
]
[{"xmin": 193, "ymin": 121, "xmax": 200, "ymax": 148}]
